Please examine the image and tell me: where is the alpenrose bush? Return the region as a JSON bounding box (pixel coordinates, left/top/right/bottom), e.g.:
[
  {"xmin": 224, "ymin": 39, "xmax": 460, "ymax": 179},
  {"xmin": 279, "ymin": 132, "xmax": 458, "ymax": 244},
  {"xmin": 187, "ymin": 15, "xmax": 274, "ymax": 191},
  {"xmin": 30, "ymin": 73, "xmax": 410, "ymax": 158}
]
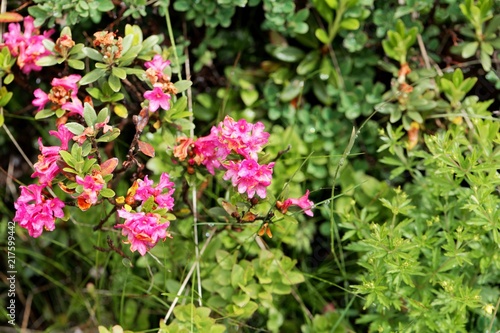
[{"xmin": 5, "ymin": 17, "xmax": 314, "ymax": 258}]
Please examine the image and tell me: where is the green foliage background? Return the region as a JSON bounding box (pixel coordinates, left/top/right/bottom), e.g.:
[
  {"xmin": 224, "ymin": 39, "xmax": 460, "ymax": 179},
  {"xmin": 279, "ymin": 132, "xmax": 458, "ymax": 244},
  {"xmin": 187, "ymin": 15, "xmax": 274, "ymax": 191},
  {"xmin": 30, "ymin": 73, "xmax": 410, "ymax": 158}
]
[{"xmin": 0, "ymin": 0, "xmax": 499, "ymax": 332}]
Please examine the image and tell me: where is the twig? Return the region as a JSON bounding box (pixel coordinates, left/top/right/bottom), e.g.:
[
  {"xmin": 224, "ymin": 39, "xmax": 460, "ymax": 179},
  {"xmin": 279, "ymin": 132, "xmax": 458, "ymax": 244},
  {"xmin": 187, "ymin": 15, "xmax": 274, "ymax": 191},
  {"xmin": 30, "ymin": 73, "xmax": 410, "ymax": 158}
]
[
  {"xmin": 21, "ymin": 293, "xmax": 33, "ymax": 332},
  {"xmin": 93, "ymin": 206, "xmax": 118, "ymax": 231},
  {"xmin": 417, "ymin": 34, "xmax": 431, "ymax": 70},
  {"xmin": 93, "ymin": 236, "xmax": 131, "ymax": 261},
  {"xmin": 2, "ymin": 124, "xmax": 34, "ymax": 170},
  {"xmin": 182, "ymin": 19, "xmax": 203, "ymax": 306}
]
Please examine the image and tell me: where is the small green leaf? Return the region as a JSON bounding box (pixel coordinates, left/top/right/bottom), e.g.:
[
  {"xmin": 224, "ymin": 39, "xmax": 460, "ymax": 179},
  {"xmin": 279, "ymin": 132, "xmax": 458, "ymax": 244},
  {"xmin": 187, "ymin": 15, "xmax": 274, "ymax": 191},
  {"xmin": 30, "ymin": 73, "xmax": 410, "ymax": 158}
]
[
  {"xmin": 36, "ymin": 55, "xmax": 58, "ymax": 67},
  {"xmin": 59, "ymin": 150, "xmax": 76, "ymax": 168},
  {"xmin": 461, "ymin": 41, "xmax": 478, "ymax": 58},
  {"xmin": 96, "ymin": 128, "xmax": 120, "ymax": 142},
  {"xmin": 68, "ymin": 59, "xmax": 85, "ymax": 70},
  {"xmin": 340, "ymin": 18, "xmax": 360, "ymax": 30},
  {"xmin": 241, "ymin": 89, "xmax": 259, "ymax": 106},
  {"xmin": 297, "ymin": 50, "xmax": 321, "ymax": 75},
  {"xmin": 113, "ymin": 104, "xmax": 128, "ymax": 118},
  {"xmin": 65, "ymin": 122, "xmax": 86, "ymax": 135},
  {"xmin": 83, "ymin": 47, "xmax": 104, "ymax": 62},
  {"xmin": 96, "ymin": 107, "xmax": 109, "ymax": 124},
  {"xmin": 325, "ymin": 0, "xmax": 337, "ymax": 9},
  {"xmin": 112, "ymin": 66, "xmax": 127, "ymax": 79},
  {"xmin": 480, "ymin": 50, "xmax": 492, "ymax": 71},
  {"xmin": 97, "ymin": 0, "xmax": 115, "ymax": 11},
  {"xmin": 86, "ymin": 87, "xmax": 103, "ymax": 99},
  {"xmin": 108, "ymin": 74, "xmax": 121, "ymax": 92},
  {"xmin": 55, "ymin": 108, "xmax": 65, "ymax": 118},
  {"xmin": 271, "ymin": 46, "xmax": 305, "ymax": 63},
  {"xmin": 100, "ymin": 188, "xmax": 115, "ymax": 198},
  {"xmin": 231, "ymin": 293, "xmax": 250, "ymax": 308},
  {"xmin": 173, "ymin": 80, "xmax": 192, "ymax": 93},
  {"xmin": 80, "ymin": 68, "xmax": 107, "ymax": 85},
  {"xmin": 83, "ymin": 102, "xmax": 97, "ymax": 127},
  {"xmin": 4, "ymin": 74, "xmax": 14, "ymax": 85},
  {"xmin": 35, "ymin": 109, "xmax": 55, "ymax": 119}
]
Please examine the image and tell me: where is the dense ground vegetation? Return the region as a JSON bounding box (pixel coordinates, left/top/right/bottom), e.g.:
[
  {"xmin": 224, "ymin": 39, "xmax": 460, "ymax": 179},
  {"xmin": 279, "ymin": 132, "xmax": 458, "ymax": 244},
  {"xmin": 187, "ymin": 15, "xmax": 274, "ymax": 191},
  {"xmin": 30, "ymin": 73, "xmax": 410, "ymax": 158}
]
[{"xmin": 0, "ymin": 0, "xmax": 499, "ymax": 332}]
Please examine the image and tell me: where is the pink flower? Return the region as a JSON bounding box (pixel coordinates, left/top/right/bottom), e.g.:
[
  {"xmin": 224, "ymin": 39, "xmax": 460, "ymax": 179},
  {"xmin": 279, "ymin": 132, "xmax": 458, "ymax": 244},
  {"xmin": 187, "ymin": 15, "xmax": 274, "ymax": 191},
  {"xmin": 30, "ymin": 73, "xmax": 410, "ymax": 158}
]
[
  {"xmin": 144, "ymin": 84, "xmax": 171, "ymax": 112},
  {"xmin": 32, "ymin": 125, "xmax": 73, "ymax": 184},
  {"xmin": 75, "ymin": 174, "xmax": 105, "ymax": 211},
  {"xmin": 32, "ymin": 88, "xmax": 49, "ymax": 111},
  {"xmin": 32, "ymin": 74, "xmax": 83, "ymax": 116},
  {"xmin": 13, "ymin": 184, "xmax": 65, "ymax": 237},
  {"xmin": 145, "ymin": 54, "xmax": 170, "ymax": 72},
  {"xmin": 2, "ymin": 16, "xmax": 53, "ymax": 74},
  {"xmin": 193, "ymin": 129, "xmax": 230, "ymax": 174},
  {"xmin": 223, "ymin": 159, "xmax": 275, "ymax": 199},
  {"xmin": 61, "ymin": 97, "xmax": 83, "ymax": 117},
  {"xmin": 218, "ymin": 116, "xmax": 270, "ymax": 160},
  {"xmin": 115, "ymin": 209, "xmax": 170, "ymax": 256},
  {"xmin": 135, "ymin": 173, "xmax": 175, "ymax": 210},
  {"xmin": 52, "ymin": 74, "xmax": 81, "ymax": 97},
  {"xmin": 281, "ymin": 190, "xmax": 314, "ymax": 217}
]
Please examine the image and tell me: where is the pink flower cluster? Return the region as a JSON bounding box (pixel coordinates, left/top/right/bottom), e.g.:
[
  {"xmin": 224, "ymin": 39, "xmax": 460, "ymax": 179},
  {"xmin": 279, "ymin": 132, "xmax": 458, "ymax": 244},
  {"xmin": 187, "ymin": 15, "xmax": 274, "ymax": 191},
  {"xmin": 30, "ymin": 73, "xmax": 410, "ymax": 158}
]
[
  {"xmin": 143, "ymin": 55, "xmax": 175, "ymax": 112},
  {"xmin": 13, "ymin": 184, "xmax": 65, "ymax": 237},
  {"xmin": 115, "ymin": 172, "xmax": 175, "ymax": 256},
  {"xmin": 223, "ymin": 159, "xmax": 274, "ymax": 199},
  {"xmin": 115, "ymin": 209, "xmax": 170, "ymax": 256},
  {"xmin": 135, "ymin": 173, "xmax": 175, "ymax": 210},
  {"xmin": 32, "ymin": 124, "xmax": 73, "ymax": 185},
  {"xmin": 279, "ymin": 190, "xmax": 314, "ymax": 217},
  {"xmin": 189, "ymin": 116, "xmax": 274, "ymax": 199},
  {"xmin": 1, "ymin": 16, "xmax": 53, "ymax": 74},
  {"xmin": 32, "ymin": 74, "xmax": 83, "ymax": 116},
  {"xmin": 75, "ymin": 173, "xmax": 105, "ymax": 211}
]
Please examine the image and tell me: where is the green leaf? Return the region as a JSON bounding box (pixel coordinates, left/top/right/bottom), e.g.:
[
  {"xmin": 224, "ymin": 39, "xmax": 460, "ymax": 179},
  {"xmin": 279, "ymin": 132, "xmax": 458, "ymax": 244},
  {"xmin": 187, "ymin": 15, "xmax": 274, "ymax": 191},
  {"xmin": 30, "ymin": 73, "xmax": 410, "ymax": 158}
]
[
  {"xmin": 68, "ymin": 59, "xmax": 85, "ymax": 70},
  {"xmin": 113, "ymin": 104, "xmax": 128, "ymax": 118},
  {"xmin": 36, "ymin": 55, "xmax": 58, "ymax": 67},
  {"xmin": 112, "ymin": 66, "xmax": 127, "ymax": 79},
  {"xmin": 96, "ymin": 128, "xmax": 120, "ymax": 142},
  {"xmin": 280, "ymin": 80, "xmax": 303, "ymax": 102},
  {"xmin": 240, "ymin": 89, "xmax": 258, "ymax": 106},
  {"xmin": 231, "ymin": 293, "xmax": 250, "ymax": 307},
  {"xmin": 65, "ymin": 122, "xmax": 86, "ymax": 135},
  {"xmin": 83, "ymin": 47, "xmax": 104, "ymax": 62},
  {"xmin": 96, "ymin": 107, "xmax": 109, "ymax": 124},
  {"xmin": 461, "ymin": 41, "xmax": 478, "ymax": 58},
  {"xmin": 35, "ymin": 109, "xmax": 55, "ymax": 119},
  {"xmin": 55, "ymin": 108, "xmax": 65, "ymax": 118},
  {"xmin": 97, "ymin": 0, "xmax": 115, "ymax": 12},
  {"xmin": 0, "ymin": 112, "xmax": 3, "ymax": 126},
  {"xmin": 297, "ymin": 50, "xmax": 321, "ymax": 76},
  {"xmin": 80, "ymin": 68, "xmax": 107, "ymax": 85},
  {"xmin": 271, "ymin": 46, "xmax": 305, "ymax": 63},
  {"xmin": 452, "ymin": 68, "xmax": 464, "ymax": 86},
  {"xmin": 100, "ymin": 188, "xmax": 115, "ymax": 198},
  {"xmin": 59, "ymin": 150, "xmax": 76, "ymax": 168},
  {"xmin": 4, "ymin": 74, "xmax": 14, "ymax": 85},
  {"xmin": 173, "ymin": 80, "xmax": 192, "ymax": 93},
  {"xmin": 480, "ymin": 50, "xmax": 492, "ymax": 71},
  {"xmin": 325, "ymin": 0, "xmax": 337, "ymax": 9},
  {"xmin": 340, "ymin": 18, "xmax": 360, "ymax": 30},
  {"xmin": 86, "ymin": 87, "xmax": 103, "ymax": 100},
  {"xmin": 108, "ymin": 74, "xmax": 121, "ymax": 92},
  {"xmin": 83, "ymin": 102, "xmax": 97, "ymax": 127},
  {"xmin": 231, "ymin": 264, "xmax": 245, "ymax": 288},
  {"xmin": 281, "ymin": 271, "xmax": 305, "ymax": 285},
  {"xmin": 216, "ymin": 250, "xmax": 236, "ymax": 270}
]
